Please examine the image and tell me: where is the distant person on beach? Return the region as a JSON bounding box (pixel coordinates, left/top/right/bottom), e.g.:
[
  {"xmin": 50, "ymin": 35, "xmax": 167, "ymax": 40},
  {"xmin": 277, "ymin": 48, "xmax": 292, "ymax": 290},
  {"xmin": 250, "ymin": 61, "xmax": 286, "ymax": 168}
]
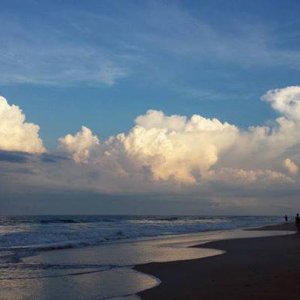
[
  {"xmin": 285, "ymin": 215, "xmax": 288, "ymax": 223},
  {"xmin": 295, "ymin": 213, "xmax": 300, "ymax": 232}
]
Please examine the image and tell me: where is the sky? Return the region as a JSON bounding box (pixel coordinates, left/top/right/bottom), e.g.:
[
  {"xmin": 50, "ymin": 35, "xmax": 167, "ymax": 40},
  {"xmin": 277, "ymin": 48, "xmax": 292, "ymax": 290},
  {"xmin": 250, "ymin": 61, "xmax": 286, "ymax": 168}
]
[{"xmin": 0, "ymin": 0, "xmax": 300, "ymax": 215}]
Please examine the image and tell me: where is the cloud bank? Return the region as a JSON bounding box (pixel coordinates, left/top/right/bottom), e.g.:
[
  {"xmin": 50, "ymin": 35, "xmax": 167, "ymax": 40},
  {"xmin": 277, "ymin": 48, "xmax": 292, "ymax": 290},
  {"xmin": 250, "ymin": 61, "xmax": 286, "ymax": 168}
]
[
  {"xmin": 1, "ymin": 86, "xmax": 300, "ymax": 214},
  {"xmin": 57, "ymin": 86, "xmax": 300, "ymax": 187}
]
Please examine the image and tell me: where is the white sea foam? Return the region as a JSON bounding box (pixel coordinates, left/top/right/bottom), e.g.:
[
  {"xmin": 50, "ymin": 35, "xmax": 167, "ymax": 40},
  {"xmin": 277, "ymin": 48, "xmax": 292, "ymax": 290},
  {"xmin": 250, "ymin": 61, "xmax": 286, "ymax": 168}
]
[{"xmin": 0, "ymin": 215, "xmax": 282, "ymax": 253}]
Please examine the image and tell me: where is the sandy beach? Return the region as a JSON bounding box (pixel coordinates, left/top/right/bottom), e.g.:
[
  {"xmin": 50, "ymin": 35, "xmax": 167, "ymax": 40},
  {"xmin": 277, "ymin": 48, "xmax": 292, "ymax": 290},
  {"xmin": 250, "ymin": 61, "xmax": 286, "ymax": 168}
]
[
  {"xmin": 136, "ymin": 223, "xmax": 300, "ymax": 300},
  {"xmin": 1, "ymin": 219, "xmax": 291, "ymax": 300}
]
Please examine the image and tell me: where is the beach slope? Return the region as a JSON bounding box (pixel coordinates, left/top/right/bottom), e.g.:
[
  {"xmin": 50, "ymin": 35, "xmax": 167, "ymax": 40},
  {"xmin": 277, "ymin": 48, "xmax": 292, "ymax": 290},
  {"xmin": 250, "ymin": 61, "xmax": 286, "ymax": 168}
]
[{"xmin": 136, "ymin": 223, "xmax": 300, "ymax": 300}]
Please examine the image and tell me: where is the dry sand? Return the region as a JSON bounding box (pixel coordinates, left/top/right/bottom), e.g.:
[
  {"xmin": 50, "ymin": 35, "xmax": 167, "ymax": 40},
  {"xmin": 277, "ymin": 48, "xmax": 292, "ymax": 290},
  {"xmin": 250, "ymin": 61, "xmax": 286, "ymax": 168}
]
[{"xmin": 136, "ymin": 223, "xmax": 300, "ymax": 300}]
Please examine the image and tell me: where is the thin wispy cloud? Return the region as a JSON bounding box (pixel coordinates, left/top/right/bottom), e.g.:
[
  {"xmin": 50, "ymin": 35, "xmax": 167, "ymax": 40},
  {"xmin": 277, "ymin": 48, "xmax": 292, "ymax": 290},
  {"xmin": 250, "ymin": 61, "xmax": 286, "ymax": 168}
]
[
  {"xmin": 0, "ymin": 13, "xmax": 129, "ymax": 86},
  {"xmin": 1, "ymin": 1, "xmax": 300, "ymax": 88}
]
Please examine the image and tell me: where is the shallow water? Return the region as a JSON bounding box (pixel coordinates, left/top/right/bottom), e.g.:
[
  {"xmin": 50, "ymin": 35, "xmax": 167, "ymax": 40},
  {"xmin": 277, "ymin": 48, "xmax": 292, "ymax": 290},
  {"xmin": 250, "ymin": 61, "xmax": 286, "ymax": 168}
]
[{"xmin": 0, "ymin": 228, "xmax": 293, "ymax": 300}]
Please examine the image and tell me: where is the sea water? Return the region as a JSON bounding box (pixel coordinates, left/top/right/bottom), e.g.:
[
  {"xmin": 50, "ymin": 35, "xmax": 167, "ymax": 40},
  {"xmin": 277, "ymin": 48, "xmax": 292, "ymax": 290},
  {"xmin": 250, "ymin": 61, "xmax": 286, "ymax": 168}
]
[
  {"xmin": 0, "ymin": 215, "xmax": 282, "ymax": 253},
  {"xmin": 0, "ymin": 215, "xmax": 287, "ymax": 299}
]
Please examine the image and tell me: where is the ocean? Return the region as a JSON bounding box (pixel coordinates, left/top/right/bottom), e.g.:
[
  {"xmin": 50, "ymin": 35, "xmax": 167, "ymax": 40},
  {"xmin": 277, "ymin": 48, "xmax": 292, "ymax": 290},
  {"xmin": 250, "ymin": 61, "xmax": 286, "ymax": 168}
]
[
  {"xmin": 0, "ymin": 215, "xmax": 282, "ymax": 256},
  {"xmin": 0, "ymin": 215, "xmax": 288, "ymax": 299}
]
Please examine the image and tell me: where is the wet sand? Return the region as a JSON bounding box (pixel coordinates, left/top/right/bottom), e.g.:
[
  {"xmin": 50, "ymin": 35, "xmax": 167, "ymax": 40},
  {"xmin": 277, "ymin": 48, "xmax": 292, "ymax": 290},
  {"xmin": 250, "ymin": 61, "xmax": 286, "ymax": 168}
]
[
  {"xmin": 136, "ymin": 223, "xmax": 300, "ymax": 300},
  {"xmin": 3, "ymin": 226, "xmax": 289, "ymax": 300}
]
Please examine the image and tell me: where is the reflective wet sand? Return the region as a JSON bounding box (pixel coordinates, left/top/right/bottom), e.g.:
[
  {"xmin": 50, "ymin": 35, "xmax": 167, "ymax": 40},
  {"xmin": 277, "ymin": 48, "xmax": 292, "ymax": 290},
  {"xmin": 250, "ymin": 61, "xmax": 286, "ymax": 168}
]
[{"xmin": 0, "ymin": 228, "xmax": 293, "ymax": 299}]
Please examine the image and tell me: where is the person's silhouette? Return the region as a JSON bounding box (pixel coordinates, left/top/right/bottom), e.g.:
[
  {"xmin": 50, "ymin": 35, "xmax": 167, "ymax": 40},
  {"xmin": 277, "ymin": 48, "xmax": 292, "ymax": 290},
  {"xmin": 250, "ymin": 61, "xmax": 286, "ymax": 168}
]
[
  {"xmin": 285, "ymin": 215, "xmax": 288, "ymax": 223},
  {"xmin": 295, "ymin": 213, "xmax": 300, "ymax": 232}
]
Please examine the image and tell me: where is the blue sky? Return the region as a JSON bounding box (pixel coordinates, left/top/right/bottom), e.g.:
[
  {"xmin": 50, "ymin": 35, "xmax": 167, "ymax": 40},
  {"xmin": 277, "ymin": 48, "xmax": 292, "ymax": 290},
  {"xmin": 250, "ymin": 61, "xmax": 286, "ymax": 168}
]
[
  {"xmin": 1, "ymin": 1, "xmax": 300, "ymax": 214},
  {"xmin": 1, "ymin": 0, "xmax": 300, "ymax": 147}
]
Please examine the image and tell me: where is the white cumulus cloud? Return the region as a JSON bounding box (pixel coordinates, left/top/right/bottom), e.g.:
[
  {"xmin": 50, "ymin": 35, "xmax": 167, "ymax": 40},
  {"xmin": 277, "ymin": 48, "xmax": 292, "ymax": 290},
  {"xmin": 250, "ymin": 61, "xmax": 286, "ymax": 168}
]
[
  {"xmin": 2, "ymin": 86, "xmax": 300, "ymax": 214},
  {"xmin": 57, "ymin": 89, "xmax": 300, "ymax": 186},
  {"xmin": 283, "ymin": 158, "xmax": 299, "ymax": 175},
  {"xmin": 262, "ymin": 86, "xmax": 300, "ymax": 120},
  {"xmin": 58, "ymin": 110, "xmax": 240, "ymax": 184},
  {"xmin": 59, "ymin": 126, "xmax": 99, "ymax": 163},
  {"xmin": 0, "ymin": 96, "xmax": 45, "ymax": 153},
  {"xmin": 108, "ymin": 110, "xmax": 239, "ymax": 184}
]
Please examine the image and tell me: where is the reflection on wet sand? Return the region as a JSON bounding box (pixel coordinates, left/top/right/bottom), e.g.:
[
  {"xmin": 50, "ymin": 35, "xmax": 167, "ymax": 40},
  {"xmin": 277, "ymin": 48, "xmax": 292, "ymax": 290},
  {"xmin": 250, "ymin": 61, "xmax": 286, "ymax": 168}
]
[{"xmin": 0, "ymin": 229, "xmax": 293, "ymax": 299}]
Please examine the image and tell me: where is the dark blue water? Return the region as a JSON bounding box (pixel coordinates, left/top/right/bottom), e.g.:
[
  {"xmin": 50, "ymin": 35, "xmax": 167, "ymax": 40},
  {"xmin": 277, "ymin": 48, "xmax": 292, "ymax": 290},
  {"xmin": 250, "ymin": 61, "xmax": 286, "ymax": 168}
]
[
  {"xmin": 0, "ymin": 215, "xmax": 282, "ymax": 252},
  {"xmin": 0, "ymin": 215, "xmax": 287, "ymax": 300}
]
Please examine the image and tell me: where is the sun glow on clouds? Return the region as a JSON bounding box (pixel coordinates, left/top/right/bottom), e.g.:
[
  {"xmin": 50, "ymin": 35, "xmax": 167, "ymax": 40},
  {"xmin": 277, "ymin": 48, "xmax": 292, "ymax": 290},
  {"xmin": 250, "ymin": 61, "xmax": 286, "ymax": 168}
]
[
  {"xmin": 0, "ymin": 96, "xmax": 45, "ymax": 154},
  {"xmin": 262, "ymin": 86, "xmax": 300, "ymax": 121},
  {"xmin": 58, "ymin": 86, "xmax": 300, "ymax": 186},
  {"xmin": 283, "ymin": 158, "xmax": 299, "ymax": 175},
  {"xmin": 1, "ymin": 85, "xmax": 300, "ymax": 192},
  {"xmin": 59, "ymin": 126, "xmax": 99, "ymax": 163},
  {"xmin": 121, "ymin": 110, "xmax": 239, "ymax": 183}
]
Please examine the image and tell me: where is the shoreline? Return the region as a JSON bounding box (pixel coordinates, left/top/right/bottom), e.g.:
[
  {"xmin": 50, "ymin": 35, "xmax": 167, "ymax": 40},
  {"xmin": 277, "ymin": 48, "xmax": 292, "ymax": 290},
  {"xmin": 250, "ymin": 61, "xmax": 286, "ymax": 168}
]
[
  {"xmin": 135, "ymin": 223, "xmax": 299, "ymax": 300},
  {"xmin": 1, "ymin": 222, "xmax": 295, "ymax": 300}
]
